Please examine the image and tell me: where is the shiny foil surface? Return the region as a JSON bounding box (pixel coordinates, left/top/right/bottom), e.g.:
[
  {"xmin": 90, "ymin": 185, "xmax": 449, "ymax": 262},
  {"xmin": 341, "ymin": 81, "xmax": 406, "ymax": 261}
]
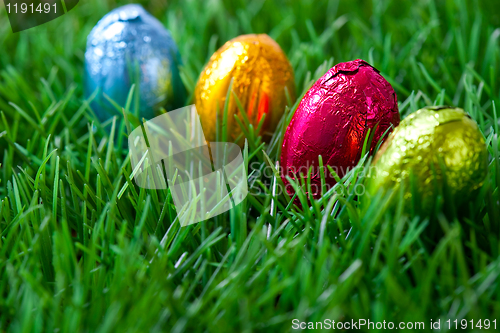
[
  {"xmin": 363, "ymin": 106, "xmax": 488, "ymax": 214},
  {"xmin": 194, "ymin": 34, "xmax": 295, "ymax": 143},
  {"xmin": 280, "ymin": 59, "xmax": 400, "ymax": 200},
  {"xmin": 84, "ymin": 4, "xmax": 185, "ymax": 122}
]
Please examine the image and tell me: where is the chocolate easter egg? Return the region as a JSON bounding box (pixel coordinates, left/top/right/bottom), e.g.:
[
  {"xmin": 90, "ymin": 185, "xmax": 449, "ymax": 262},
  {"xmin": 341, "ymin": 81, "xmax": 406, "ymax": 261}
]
[
  {"xmin": 194, "ymin": 34, "xmax": 295, "ymax": 143},
  {"xmin": 363, "ymin": 106, "xmax": 488, "ymax": 214},
  {"xmin": 84, "ymin": 4, "xmax": 185, "ymax": 122},
  {"xmin": 281, "ymin": 59, "xmax": 400, "ymax": 201}
]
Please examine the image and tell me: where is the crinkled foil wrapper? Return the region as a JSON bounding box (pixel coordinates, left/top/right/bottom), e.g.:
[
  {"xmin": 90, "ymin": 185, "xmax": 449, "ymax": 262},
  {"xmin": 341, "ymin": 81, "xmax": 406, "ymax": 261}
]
[
  {"xmin": 85, "ymin": 4, "xmax": 185, "ymax": 122},
  {"xmin": 194, "ymin": 34, "xmax": 296, "ymax": 143},
  {"xmin": 363, "ymin": 106, "xmax": 488, "ymax": 213},
  {"xmin": 281, "ymin": 59, "xmax": 400, "ymax": 200}
]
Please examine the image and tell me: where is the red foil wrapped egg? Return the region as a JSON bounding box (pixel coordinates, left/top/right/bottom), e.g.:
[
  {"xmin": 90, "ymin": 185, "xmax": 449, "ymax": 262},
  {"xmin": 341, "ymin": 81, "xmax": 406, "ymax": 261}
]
[{"xmin": 280, "ymin": 59, "xmax": 400, "ymax": 200}]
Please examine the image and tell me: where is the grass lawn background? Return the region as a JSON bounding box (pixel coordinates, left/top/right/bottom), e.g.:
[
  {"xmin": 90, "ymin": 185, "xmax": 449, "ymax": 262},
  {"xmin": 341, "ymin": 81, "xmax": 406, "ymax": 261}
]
[{"xmin": 1, "ymin": 0, "xmax": 500, "ymax": 331}]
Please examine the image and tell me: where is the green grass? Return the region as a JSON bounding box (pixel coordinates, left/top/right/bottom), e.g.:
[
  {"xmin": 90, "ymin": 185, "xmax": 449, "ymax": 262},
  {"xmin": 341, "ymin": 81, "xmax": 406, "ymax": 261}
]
[{"xmin": 1, "ymin": 0, "xmax": 500, "ymax": 331}]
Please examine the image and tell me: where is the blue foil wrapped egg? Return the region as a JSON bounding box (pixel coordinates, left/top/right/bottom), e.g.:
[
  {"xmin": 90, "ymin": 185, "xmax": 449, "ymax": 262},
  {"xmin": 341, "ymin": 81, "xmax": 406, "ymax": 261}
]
[{"xmin": 84, "ymin": 4, "xmax": 185, "ymax": 122}]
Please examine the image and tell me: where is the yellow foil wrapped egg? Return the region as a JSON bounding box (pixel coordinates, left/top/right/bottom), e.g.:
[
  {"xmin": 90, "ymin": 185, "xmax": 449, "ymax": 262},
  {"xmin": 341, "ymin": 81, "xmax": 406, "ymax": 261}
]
[
  {"xmin": 194, "ymin": 34, "xmax": 295, "ymax": 143},
  {"xmin": 363, "ymin": 106, "xmax": 488, "ymax": 215}
]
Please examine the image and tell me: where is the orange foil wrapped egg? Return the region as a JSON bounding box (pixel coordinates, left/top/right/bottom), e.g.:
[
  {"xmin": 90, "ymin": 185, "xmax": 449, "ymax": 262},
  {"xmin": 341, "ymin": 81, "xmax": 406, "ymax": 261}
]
[{"xmin": 194, "ymin": 34, "xmax": 296, "ymax": 143}]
